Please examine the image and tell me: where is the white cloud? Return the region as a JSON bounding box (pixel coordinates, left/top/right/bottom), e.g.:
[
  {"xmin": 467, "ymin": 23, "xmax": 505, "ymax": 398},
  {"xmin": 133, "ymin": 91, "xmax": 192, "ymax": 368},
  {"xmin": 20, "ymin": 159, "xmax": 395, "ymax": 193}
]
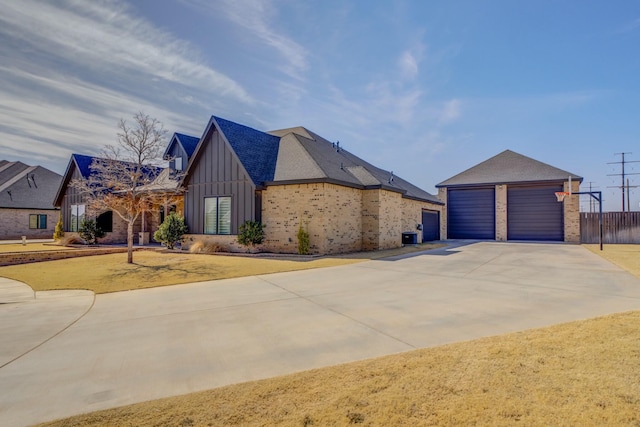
[
  {"xmin": 183, "ymin": 0, "xmax": 309, "ymax": 80},
  {"xmin": 0, "ymin": 66, "xmax": 202, "ymax": 168},
  {"xmin": 0, "ymin": 0, "xmax": 253, "ymax": 104},
  {"xmin": 399, "ymin": 51, "xmax": 419, "ymax": 79}
]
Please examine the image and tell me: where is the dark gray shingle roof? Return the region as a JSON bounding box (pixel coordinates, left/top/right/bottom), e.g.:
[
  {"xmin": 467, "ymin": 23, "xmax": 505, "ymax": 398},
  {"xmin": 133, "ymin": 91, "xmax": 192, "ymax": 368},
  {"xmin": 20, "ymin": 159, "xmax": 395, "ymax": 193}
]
[
  {"xmin": 214, "ymin": 116, "xmax": 280, "ymax": 185},
  {"xmin": 0, "ymin": 161, "xmax": 62, "ymax": 209},
  {"xmin": 269, "ymin": 127, "xmax": 441, "ymax": 203},
  {"xmin": 436, "ymin": 150, "xmax": 582, "ymax": 187}
]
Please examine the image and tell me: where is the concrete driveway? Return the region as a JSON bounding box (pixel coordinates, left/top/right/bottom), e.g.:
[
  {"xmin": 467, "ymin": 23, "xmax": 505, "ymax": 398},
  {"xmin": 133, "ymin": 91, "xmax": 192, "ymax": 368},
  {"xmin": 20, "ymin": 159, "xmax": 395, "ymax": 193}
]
[{"xmin": 1, "ymin": 242, "xmax": 640, "ymax": 426}]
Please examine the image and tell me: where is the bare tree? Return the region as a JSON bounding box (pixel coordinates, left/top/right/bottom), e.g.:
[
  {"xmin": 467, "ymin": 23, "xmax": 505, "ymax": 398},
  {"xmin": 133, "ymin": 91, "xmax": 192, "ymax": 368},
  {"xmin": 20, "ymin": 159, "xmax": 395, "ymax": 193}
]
[{"xmin": 72, "ymin": 112, "xmax": 180, "ymax": 263}]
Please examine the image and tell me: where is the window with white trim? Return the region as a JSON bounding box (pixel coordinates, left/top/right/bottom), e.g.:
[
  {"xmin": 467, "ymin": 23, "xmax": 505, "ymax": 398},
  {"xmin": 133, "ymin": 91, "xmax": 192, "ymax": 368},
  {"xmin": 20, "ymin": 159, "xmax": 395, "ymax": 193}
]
[{"xmin": 204, "ymin": 196, "xmax": 231, "ymax": 235}]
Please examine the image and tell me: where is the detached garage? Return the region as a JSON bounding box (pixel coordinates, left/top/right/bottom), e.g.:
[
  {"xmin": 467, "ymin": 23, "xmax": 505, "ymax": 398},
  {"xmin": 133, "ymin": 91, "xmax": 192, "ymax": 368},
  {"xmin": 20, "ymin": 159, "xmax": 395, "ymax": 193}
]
[{"xmin": 436, "ymin": 150, "xmax": 582, "ymax": 242}]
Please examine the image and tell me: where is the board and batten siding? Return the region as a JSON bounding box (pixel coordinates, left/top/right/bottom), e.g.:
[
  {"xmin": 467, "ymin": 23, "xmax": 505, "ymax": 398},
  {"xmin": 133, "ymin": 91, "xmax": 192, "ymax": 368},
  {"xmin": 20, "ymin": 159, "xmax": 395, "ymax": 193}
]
[
  {"xmin": 185, "ymin": 127, "xmax": 257, "ymax": 234},
  {"xmin": 166, "ymin": 142, "xmax": 188, "ymax": 172}
]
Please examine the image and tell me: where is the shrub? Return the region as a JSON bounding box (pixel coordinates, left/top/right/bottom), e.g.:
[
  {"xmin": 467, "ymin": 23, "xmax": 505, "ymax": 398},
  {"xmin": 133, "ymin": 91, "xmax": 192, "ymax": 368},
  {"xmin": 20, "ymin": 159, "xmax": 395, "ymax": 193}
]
[
  {"xmin": 237, "ymin": 220, "xmax": 265, "ymax": 250},
  {"xmin": 189, "ymin": 240, "xmax": 225, "ymax": 254},
  {"xmin": 154, "ymin": 212, "xmax": 188, "ymax": 249},
  {"xmin": 53, "ymin": 215, "xmax": 64, "ymax": 241},
  {"xmin": 78, "ymin": 219, "xmax": 105, "ymax": 245},
  {"xmin": 297, "ymin": 223, "xmax": 310, "ymax": 255}
]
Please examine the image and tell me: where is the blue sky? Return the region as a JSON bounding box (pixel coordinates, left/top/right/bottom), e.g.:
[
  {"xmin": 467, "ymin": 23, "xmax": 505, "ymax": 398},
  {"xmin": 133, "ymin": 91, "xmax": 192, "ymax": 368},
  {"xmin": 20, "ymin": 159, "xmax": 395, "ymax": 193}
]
[{"xmin": 1, "ymin": 0, "xmax": 639, "ymax": 211}]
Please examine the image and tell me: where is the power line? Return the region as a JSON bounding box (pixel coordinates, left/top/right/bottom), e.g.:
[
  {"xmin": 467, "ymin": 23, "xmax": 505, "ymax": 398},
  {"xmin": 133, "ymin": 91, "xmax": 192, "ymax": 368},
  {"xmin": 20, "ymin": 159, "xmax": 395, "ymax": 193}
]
[
  {"xmin": 607, "ymin": 152, "xmax": 640, "ymax": 212},
  {"xmin": 581, "ymin": 181, "xmax": 599, "ymax": 213}
]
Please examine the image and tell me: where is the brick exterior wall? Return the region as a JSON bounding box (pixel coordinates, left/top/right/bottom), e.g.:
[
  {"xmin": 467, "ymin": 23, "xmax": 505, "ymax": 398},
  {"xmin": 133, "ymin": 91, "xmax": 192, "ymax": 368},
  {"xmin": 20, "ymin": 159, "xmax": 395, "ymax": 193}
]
[
  {"xmin": 495, "ymin": 185, "xmax": 508, "ymax": 241},
  {"xmin": 402, "ymin": 197, "xmax": 444, "ymax": 242},
  {"xmin": 437, "ymin": 188, "xmax": 448, "ymax": 240},
  {"xmin": 262, "ymin": 183, "xmax": 364, "ymax": 254},
  {"xmin": 564, "ymin": 180, "xmax": 581, "ymax": 243},
  {"xmin": 0, "ymin": 208, "xmax": 60, "ymax": 240},
  {"xmin": 183, "ymin": 183, "xmax": 442, "ymax": 255}
]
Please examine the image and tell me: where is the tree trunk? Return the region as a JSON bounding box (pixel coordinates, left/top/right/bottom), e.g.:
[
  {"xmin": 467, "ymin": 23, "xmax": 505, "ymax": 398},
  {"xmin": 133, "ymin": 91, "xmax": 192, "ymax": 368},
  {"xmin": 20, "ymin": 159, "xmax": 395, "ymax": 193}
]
[{"xmin": 127, "ymin": 221, "xmax": 134, "ymax": 264}]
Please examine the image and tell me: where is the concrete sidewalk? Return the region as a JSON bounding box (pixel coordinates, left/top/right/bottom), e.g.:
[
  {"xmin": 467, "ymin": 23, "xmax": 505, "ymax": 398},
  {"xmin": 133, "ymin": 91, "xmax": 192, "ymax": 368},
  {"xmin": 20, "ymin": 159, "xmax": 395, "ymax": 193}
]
[
  {"xmin": 0, "ymin": 278, "xmax": 94, "ymax": 369},
  {"xmin": 1, "ymin": 242, "xmax": 639, "ymax": 426}
]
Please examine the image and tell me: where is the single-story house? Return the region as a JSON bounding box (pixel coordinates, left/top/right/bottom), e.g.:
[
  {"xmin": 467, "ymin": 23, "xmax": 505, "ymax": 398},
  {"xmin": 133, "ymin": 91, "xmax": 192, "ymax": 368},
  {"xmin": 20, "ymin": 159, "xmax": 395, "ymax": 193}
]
[
  {"xmin": 0, "ymin": 160, "xmax": 62, "ymax": 239},
  {"xmin": 436, "ymin": 150, "xmax": 582, "ymax": 242},
  {"xmin": 53, "ymin": 153, "xmax": 182, "ymax": 244},
  {"xmin": 181, "ymin": 116, "xmax": 443, "ymax": 254}
]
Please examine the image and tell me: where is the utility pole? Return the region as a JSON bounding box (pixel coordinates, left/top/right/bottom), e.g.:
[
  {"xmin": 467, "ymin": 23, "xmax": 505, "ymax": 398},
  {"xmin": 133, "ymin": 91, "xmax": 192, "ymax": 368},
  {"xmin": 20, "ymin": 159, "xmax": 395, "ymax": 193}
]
[
  {"xmin": 607, "ymin": 152, "xmax": 640, "ymax": 212},
  {"xmin": 583, "ymin": 182, "xmax": 599, "ymax": 213}
]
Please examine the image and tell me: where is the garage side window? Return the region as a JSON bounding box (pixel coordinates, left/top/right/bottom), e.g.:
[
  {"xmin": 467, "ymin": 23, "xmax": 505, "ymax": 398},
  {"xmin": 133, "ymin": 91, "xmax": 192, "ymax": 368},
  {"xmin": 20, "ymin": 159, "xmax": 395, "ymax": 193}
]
[
  {"xmin": 70, "ymin": 204, "xmax": 85, "ymax": 232},
  {"xmin": 204, "ymin": 196, "xmax": 231, "ymax": 235},
  {"xmin": 29, "ymin": 214, "xmax": 47, "ymax": 229}
]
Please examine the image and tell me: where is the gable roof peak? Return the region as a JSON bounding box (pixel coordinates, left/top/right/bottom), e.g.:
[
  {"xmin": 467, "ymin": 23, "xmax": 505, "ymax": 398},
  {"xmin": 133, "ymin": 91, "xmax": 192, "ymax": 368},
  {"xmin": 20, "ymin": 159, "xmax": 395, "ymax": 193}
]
[{"xmin": 437, "ymin": 149, "xmax": 583, "ymax": 187}]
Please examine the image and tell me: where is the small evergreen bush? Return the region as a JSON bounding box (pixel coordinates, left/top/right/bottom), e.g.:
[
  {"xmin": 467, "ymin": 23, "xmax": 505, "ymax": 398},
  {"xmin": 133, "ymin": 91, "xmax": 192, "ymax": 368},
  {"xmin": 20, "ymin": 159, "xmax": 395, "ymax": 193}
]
[
  {"xmin": 53, "ymin": 215, "xmax": 64, "ymax": 241},
  {"xmin": 154, "ymin": 212, "xmax": 188, "ymax": 249},
  {"xmin": 78, "ymin": 219, "xmax": 105, "ymax": 245},
  {"xmin": 297, "ymin": 223, "xmax": 310, "ymax": 255},
  {"xmin": 237, "ymin": 220, "xmax": 265, "ymax": 250}
]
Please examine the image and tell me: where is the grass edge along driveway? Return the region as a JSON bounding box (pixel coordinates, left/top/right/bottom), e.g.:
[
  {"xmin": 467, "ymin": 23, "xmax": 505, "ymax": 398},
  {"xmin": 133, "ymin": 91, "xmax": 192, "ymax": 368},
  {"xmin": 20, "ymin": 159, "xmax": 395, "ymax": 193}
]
[{"xmin": 0, "ymin": 244, "xmax": 443, "ymax": 294}]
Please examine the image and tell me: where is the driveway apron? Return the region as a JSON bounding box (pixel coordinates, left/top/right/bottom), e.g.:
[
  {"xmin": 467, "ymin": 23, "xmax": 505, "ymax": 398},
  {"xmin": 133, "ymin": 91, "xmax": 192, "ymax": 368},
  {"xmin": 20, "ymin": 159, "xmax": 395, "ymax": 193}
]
[{"xmin": 1, "ymin": 242, "xmax": 639, "ymax": 426}]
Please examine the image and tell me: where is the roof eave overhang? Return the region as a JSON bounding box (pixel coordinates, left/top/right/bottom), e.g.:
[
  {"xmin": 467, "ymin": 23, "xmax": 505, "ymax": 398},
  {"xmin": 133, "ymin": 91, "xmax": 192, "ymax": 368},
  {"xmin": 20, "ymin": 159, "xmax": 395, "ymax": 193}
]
[
  {"xmin": 436, "ymin": 177, "xmax": 584, "ymax": 189},
  {"xmin": 261, "ymin": 178, "xmax": 442, "ymax": 204}
]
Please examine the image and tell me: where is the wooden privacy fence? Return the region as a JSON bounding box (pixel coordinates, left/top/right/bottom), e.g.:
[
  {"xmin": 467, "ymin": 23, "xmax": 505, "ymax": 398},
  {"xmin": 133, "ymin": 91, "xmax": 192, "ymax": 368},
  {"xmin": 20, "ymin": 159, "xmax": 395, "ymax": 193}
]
[{"xmin": 581, "ymin": 212, "xmax": 640, "ymax": 244}]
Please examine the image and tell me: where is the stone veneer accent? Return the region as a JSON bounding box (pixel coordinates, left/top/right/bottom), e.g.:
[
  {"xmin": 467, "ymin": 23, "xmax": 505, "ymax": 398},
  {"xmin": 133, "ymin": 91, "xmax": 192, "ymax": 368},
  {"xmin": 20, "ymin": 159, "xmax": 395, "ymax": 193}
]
[
  {"xmin": 0, "ymin": 209, "xmax": 60, "ymax": 240},
  {"xmin": 495, "ymin": 185, "xmax": 508, "ymax": 241},
  {"xmin": 563, "ymin": 180, "xmax": 581, "ymax": 243}
]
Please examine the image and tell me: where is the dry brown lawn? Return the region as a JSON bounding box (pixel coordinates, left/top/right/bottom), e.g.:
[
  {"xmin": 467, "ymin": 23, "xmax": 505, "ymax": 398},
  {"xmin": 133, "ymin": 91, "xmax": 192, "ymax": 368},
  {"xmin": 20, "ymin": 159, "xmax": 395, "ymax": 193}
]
[
  {"xmin": 0, "ymin": 243, "xmax": 74, "ymax": 253},
  {"xmin": 39, "ymin": 311, "xmax": 640, "ymax": 426},
  {"xmin": 0, "ymin": 243, "xmax": 442, "ymax": 294},
  {"xmin": 584, "ymin": 244, "xmax": 640, "ymax": 278}
]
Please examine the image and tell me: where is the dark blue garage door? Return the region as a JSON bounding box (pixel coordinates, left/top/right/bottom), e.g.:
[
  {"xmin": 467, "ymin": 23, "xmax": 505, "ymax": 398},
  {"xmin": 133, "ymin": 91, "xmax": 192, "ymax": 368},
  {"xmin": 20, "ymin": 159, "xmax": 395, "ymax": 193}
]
[
  {"xmin": 447, "ymin": 187, "xmax": 495, "ymax": 239},
  {"xmin": 422, "ymin": 210, "xmax": 440, "ymax": 242},
  {"xmin": 507, "ymin": 185, "xmax": 564, "ymax": 241}
]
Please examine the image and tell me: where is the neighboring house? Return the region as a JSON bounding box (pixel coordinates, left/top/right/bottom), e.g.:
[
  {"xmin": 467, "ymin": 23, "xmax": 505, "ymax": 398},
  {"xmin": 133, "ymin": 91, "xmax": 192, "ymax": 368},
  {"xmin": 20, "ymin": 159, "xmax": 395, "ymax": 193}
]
[
  {"xmin": 53, "ymin": 154, "xmax": 180, "ymax": 244},
  {"xmin": 0, "ymin": 160, "xmax": 62, "ymax": 239},
  {"xmin": 181, "ymin": 116, "xmax": 443, "ymax": 254},
  {"xmin": 436, "ymin": 150, "xmax": 582, "ymax": 242}
]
